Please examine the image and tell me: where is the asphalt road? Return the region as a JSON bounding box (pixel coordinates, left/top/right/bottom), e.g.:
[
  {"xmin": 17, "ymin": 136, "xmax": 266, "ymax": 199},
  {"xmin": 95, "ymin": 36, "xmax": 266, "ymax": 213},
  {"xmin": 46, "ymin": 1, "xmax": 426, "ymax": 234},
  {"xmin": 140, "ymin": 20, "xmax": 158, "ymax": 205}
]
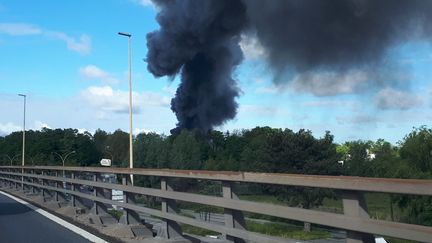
[{"xmin": 0, "ymin": 192, "xmax": 91, "ymax": 243}]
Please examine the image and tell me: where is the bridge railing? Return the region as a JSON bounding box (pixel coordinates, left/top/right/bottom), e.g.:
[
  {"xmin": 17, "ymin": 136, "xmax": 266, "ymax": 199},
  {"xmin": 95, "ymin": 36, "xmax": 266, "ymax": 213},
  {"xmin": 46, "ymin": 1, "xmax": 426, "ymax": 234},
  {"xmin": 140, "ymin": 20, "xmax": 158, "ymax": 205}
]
[{"xmin": 0, "ymin": 166, "xmax": 431, "ymax": 243}]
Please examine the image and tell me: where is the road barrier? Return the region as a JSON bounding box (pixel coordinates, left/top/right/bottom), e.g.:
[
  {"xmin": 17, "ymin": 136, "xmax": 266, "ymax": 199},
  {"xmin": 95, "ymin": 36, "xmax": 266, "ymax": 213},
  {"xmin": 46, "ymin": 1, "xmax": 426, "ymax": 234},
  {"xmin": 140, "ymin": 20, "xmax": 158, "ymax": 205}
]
[{"xmin": 0, "ymin": 166, "xmax": 431, "ymax": 243}]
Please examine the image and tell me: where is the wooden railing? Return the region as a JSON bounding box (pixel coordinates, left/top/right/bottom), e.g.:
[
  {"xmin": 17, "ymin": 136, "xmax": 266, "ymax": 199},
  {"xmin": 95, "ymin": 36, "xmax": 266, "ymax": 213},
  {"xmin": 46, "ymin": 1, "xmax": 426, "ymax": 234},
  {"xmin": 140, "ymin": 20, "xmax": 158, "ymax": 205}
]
[{"xmin": 0, "ymin": 166, "xmax": 431, "ymax": 243}]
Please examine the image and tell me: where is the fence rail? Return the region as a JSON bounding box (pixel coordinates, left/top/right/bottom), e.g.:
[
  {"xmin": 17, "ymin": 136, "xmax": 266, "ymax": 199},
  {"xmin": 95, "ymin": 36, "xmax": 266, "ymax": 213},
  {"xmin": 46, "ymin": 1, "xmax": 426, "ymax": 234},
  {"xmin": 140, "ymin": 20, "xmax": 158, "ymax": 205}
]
[{"xmin": 0, "ymin": 166, "xmax": 431, "ymax": 243}]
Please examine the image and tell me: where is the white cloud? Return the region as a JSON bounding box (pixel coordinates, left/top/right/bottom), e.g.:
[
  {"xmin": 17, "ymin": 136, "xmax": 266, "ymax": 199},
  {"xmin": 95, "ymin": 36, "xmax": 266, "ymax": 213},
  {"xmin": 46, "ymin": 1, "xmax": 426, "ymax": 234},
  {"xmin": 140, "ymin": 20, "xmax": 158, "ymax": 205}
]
[
  {"xmin": 302, "ymin": 100, "xmax": 341, "ymax": 107},
  {"xmin": 301, "ymin": 100, "xmax": 357, "ymax": 108},
  {"xmin": 77, "ymin": 128, "xmax": 93, "ymax": 134},
  {"xmin": 0, "ymin": 22, "xmax": 91, "ymax": 54},
  {"xmin": 0, "ymin": 23, "xmax": 42, "ymax": 36},
  {"xmin": 240, "ymin": 34, "xmax": 267, "ymax": 60},
  {"xmin": 34, "ymin": 120, "xmax": 51, "ymax": 130},
  {"xmin": 133, "ymin": 128, "xmax": 153, "ymax": 135},
  {"xmin": 79, "ymin": 65, "xmax": 119, "ymax": 84},
  {"xmin": 49, "ymin": 32, "xmax": 91, "ymax": 55},
  {"xmin": 253, "ymin": 78, "xmax": 266, "ymax": 84},
  {"xmin": 291, "ymin": 70, "xmax": 369, "ymax": 96},
  {"xmin": 374, "ymin": 88, "xmax": 422, "ymax": 110},
  {"xmin": 0, "ymin": 122, "xmax": 21, "ymax": 135},
  {"xmin": 255, "ymin": 86, "xmax": 279, "ymax": 94},
  {"xmin": 0, "ymin": 121, "xmax": 52, "ymax": 136},
  {"xmin": 80, "ymin": 86, "xmax": 170, "ymax": 114},
  {"xmin": 336, "ymin": 114, "xmax": 379, "ymax": 125},
  {"xmin": 239, "ymin": 105, "xmax": 277, "ymax": 117},
  {"xmin": 162, "ymin": 85, "xmax": 176, "ymax": 96},
  {"xmin": 131, "ymin": 0, "xmax": 155, "ymax": 7}
]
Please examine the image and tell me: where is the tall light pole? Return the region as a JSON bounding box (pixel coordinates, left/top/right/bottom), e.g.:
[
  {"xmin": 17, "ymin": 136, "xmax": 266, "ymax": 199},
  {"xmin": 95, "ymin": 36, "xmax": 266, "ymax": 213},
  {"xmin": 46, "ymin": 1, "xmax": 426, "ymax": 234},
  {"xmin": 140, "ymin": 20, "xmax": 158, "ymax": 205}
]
[
  {"xmin": 118, "ymin": 31, "xmax": 134, "ymax": 185},
  {"xmin": 18, "ymin": 94, "xmax": 26, "ymax": 189},
  {"xmin": 18, "ymin": 94, "xmax": 26, "ymax": 167}
]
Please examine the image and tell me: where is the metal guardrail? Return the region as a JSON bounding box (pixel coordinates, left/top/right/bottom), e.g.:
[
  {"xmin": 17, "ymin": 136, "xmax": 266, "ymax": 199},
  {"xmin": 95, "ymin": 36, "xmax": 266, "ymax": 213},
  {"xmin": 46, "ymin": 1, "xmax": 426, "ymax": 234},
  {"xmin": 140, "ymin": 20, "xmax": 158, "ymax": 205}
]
[{"xmin": 0, "ymin": 166, "xmax": 431, "ymax": 243}]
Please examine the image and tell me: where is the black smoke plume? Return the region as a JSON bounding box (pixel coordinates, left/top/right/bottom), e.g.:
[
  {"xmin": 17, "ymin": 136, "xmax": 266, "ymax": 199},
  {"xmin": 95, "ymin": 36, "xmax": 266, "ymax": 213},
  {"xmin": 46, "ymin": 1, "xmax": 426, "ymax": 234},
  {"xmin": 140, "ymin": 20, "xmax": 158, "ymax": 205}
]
[
  {"xmin": 146, "ymin": 0, "xmax": 432, "ymax": 133},
  {"xmin": 244, "ymin": 0, "xmax": 432, "ymax": 76},
  {"xmin": 146, "ymin": 0, "xmax": 247, "ymax": 134}
]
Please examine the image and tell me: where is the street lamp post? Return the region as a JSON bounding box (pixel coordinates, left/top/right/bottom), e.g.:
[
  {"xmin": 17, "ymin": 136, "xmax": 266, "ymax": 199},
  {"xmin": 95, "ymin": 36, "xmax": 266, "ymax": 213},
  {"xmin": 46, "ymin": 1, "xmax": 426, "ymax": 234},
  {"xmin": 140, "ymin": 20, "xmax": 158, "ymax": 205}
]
[
  {"xmin": 18, "ymin": 94, "xmax": 26, "ymax": 167},
  {"xmin": 52, "ymin": 151, "xmax": 76, "ymax": 187},
  {"xmin": 52, "ymin": 151, "xmax": 76, "ymax": 168},
  {"xmin": 118, "ymin": 31, "xmax": 134, "ymax": 185},
  {"xmin": 105, "ymin": 146, "xmax": 114, "ymax": 167},
  {"xmin": 3, "ymin": 154, "xmax": 20, "ymax": 166}
]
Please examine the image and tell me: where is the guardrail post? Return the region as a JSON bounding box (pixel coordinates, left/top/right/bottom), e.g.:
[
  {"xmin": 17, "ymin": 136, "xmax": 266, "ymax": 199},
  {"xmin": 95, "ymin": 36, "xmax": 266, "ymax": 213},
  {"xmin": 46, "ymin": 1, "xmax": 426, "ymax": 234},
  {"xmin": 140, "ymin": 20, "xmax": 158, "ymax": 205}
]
[
  {"xmin": 222, "ymin": 181, "xmax": 246, "ymax": 243},
  {"xmin": 31, "ymin": 169, "xmax": 36, "ymax": 194},
  {"xmin": 71, "ymin": 172, "xmax": 77, "ymax": 207},
  {"xmin": 0, "ymin": 169, "xmax": 3, "ymax": 188},
  {"xmin": 41, "ymin": 170, "xmax": 51, "ymax": 199},
  {"xmin": 342, "ymin": 191, "xmax": 376, "ymax": 243},
  {"xmin": 8, "ymin": 168, "xmax": 11, "ymax": 188},
  {"xmin": 20, "ymin": 167, "xmax": 24, "ymax": 191},
  {"xmin": 70, "ymin": 172, "xmax": 86, "ymax": 209},
  {"xmin": 159, "ymin": 177, "xmax": 183, "ymax": 239},
  {"xmin": 54, "ymin": 171, "xmax": 66, "ymax": 202},
  {"xmin": 90, "ymin": 172, "xmax": 117, "ymax": 225},
  {"xmin": 92, "ymin": 173, "xmax": 104, "ymax": 214},
  {"xmin": 12, "ymin": 168, "xmax": 16, "ymax": 189},
  {"xmin": 120, "ymin": 175, "xmax": 141, "ymax": 225},
  {"xmin": 3, "ymin": 168, "xmax": 9, "ymax": 188},
  {"xmin": 15, "ymin": 169, "xmax": 20, "ymax": 190},
  {"xmin": 0, "ymin": 169, "xmax": 4, "ymax": 187},
  {"xmin": 22, "ymin": 168, "xmax": 30, "ymax": 193},
  {"xmin": 9, "ymin": 168, "xmax": 13, "ymax": 188}
]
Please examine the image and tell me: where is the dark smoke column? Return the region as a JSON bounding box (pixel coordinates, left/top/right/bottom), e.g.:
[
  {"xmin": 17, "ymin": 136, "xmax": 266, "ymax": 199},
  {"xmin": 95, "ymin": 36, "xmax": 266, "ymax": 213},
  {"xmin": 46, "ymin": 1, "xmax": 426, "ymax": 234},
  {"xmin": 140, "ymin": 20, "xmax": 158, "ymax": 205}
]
[{"xmin": 146, "ymin": 0, "xmax": 248, "ymax": 134}]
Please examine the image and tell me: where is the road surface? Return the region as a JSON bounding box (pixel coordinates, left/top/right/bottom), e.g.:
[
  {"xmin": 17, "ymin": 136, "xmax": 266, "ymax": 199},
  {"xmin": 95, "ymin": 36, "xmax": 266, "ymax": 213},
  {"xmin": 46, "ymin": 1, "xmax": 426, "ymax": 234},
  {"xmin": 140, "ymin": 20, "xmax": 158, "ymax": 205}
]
[{"xmin": 0, "ymin": 191, "xmax": 92, "ymax": 243}]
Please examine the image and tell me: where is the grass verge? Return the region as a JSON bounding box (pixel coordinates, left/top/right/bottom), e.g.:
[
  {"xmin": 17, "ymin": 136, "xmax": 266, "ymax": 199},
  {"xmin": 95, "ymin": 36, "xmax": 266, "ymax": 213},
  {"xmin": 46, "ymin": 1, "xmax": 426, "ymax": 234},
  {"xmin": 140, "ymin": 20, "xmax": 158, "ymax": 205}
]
[{"xmin": 246, "ymin": 219, "xmax": 331, "ymax": 241}]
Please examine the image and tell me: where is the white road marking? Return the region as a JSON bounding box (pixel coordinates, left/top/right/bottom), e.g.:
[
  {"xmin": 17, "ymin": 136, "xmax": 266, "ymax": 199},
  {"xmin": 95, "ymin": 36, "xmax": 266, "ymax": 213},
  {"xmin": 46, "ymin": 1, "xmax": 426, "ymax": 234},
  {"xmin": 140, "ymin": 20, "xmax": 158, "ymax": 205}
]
[{"xmin": 0, "ymin": 190, "xmax": 108, "ymax": 243}]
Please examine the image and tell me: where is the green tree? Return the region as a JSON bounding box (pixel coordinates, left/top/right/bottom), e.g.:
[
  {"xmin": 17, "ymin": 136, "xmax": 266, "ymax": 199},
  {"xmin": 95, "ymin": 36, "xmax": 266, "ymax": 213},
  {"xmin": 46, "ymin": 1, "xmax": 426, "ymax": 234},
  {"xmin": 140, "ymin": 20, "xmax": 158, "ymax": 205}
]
[
  {"xmin": 168, "ymin": 130, "xmax": 202, "ymax": 169},
  {"xmin": 399, "ymin": 126, "xmax": 432, "ymax": 172},
  {"xmin": 135, "ymin": 132, "xmax": 169, "ymax": 168},
  {"xmin": 341, "ymin": 141, "xmax": 373, "ymax": 176},
  {"xmin": 105, "ymin": 129, "xmax": 129, "ymax": 167}
]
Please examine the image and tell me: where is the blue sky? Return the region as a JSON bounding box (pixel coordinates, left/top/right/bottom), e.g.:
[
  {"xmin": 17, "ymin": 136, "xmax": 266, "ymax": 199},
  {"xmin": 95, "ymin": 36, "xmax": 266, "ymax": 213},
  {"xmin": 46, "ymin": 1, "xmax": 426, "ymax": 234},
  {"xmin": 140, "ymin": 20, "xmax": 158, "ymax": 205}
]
[{"xmin": 0, "ymin": 0, "xmax": 431, "ymax": 144}]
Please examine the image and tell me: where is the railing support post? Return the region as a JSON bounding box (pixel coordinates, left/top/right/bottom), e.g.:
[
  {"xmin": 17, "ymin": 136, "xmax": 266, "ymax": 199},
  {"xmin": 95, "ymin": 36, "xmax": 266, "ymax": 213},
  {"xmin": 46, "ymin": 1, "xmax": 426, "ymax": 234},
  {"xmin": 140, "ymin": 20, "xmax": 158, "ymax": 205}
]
[
  {"xmin": 54, "ymin": 171, "xmax": 66, "ymax": 202},
  {"xmin": 89, "ymin": 172, "xmax": 117, "ymax": 225},
  {"xmin": 70, "ymin": 172, "xmax": 86, "ymax": 209},
  {"xmin": 14, "ymin": 168, "xmax": 19, "ymax": 190},
  {"xmin": 30, "ymin": 169, "xmax": 36, "ymax": 194},
  {"xmin": 120, "ymin": 175, "xmax": 141, "ymax": 225},
  {"xmin": 41, "ymin": 170, "xmax": 51, "ymax": 199},
  {"xmin": 22, "ymin": 168, "xmax": 31, "ymax": 193},
  {"xmin": 9, "ymin": 168, "xmax": 13, "ymax": 188},
  {"xmin": 159, "ymin": 177, "xmax": 183, "ymax": 239},
  {"xmin": 342, "ymin": 191, "xmax": 376, "ymax": 243},
  {"xmin": 92, "ymin": 173, "xmax": 104, "ymax": 214},
  {"xmin": 21, "ymin": 167, "xmax": 24, "ymax": 191},
  {"xmin": 223, "ymin": 181, "xmax": 246, "ymax": 243}
]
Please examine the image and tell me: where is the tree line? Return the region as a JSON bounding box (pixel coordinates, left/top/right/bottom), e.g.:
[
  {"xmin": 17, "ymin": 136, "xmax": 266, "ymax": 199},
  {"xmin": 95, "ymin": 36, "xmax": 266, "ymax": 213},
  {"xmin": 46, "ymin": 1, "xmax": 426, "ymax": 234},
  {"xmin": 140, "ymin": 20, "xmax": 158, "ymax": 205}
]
[
  {"xmin": 1, "ymin": 126, "xmax": 430, "ymax": 178},
  {"xmin": 0, "ymin": 126, "xmax": 431, "ymax": 226}
]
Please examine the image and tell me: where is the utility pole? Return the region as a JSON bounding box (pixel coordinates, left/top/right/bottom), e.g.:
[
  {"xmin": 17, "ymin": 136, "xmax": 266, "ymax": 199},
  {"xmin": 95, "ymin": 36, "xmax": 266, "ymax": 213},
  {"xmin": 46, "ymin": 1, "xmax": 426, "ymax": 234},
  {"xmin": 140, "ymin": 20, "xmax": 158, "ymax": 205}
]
[
  {"xmin": 118, "ymin": 31, "xmax": 134, "ymax": 185},
  {"xmin": 18, "ymin": 94, "xmax": 26, "ymax": 167},
  {"xmin": 18, "ymin": 94, "xmax": 26, "ymax": 189}
]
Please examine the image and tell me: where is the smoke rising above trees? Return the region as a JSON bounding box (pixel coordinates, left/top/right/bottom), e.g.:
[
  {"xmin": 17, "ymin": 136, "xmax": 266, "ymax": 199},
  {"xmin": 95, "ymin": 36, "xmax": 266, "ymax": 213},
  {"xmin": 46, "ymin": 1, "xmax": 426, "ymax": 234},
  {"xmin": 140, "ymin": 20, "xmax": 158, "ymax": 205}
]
[{"xmin": 146, "ymin": 0, "xmax": 432, "ymax": 133}]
